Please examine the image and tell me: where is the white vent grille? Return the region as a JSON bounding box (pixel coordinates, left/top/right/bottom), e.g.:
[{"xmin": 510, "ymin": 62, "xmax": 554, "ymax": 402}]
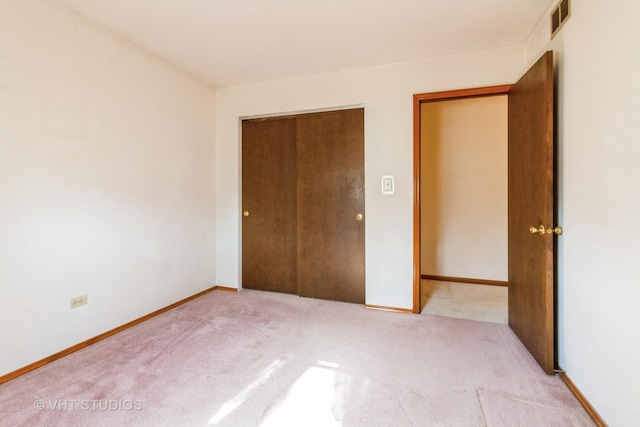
[{"xmin": 551, "ymin": 0, "xmax": 571, "ymax": 39}]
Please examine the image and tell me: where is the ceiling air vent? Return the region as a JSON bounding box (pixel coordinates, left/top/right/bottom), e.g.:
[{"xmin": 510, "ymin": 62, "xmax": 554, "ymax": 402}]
[{"xmin": 551, "ymin": 0, "xmax": 571, "ymax": 38}]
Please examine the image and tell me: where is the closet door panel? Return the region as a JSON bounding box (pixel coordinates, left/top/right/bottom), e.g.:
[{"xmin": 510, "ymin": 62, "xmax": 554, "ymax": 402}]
[
  {"xmin": 296, "ymin": 109, "xmax": 365, "ymax": 303},
  {"xmin": 242, "ymin": 117, "xmax": 297, "ymax": 294}
]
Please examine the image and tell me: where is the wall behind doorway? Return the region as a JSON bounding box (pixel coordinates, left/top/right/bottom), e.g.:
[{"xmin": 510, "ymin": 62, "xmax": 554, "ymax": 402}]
[{"xmin": 420, "ymin": 96, "xmax": 508, "ymax": 282}]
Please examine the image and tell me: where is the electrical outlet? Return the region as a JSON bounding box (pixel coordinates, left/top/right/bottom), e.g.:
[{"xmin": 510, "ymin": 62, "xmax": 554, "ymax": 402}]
[{"xmin": 70, "ymin": 295, "xmax": 88, "ymax": 309}]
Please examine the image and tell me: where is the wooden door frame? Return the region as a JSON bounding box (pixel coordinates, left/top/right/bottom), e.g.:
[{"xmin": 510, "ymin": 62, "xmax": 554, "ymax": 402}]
[{"xmin": 412, "ymin": 84, "xmax": 513, "ymax": 313}]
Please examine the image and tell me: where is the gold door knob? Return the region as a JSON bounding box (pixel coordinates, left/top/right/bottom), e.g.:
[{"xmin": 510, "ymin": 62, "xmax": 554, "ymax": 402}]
[
  {"xmin": 529, "ymin": 225, "xmax": 562, "ymax": 235},
  {"xmin": 356, "ymin": 213, "xmax": 364, "ymax": 221},
  {"xmin": 243, "ymin": 211, "xmax": 249, "ymax": 217}
]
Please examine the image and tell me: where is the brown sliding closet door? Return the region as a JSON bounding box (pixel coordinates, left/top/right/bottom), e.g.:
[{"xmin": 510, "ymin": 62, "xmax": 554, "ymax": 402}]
[
  {"xmin": 296, "ymin": 109, "xmax": 365, "ymax": 304},
  {"xmin": 242, "ymin": 117, "xmax": 298, "ymax": 294},
  {"xmin": 241, "ymin": 108, "xmax": 365, "ymax": 304}
]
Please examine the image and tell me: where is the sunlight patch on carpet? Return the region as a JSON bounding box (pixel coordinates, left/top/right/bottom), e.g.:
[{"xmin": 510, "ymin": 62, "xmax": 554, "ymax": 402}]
[
  {"xmin": 260, "ymin": 361, "xmax": 343, "ymax": 427},
  {"xmin": 208, "ymin": 358, "xmax": 286, "ymax": 425}
]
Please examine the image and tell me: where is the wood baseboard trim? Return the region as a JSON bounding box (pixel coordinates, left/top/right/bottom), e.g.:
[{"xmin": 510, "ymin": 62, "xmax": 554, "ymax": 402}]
[
  {"xmin": 215, "ymin": 286, "xmax": 239, "ymax": 293},
  {"xmin": 557, "ymin": 369, "xmax": 607, "ymax": 426},
  {"xmin": 366, "ymin": 304, "xmax": 414, "ymax": 314},
  {"xmin": 0, "ymin": 285, "xmax": 234, "ymax": 386},
  {"xmin": 421, "ymin": 274, "xmax": 508, "ymax": 287}
]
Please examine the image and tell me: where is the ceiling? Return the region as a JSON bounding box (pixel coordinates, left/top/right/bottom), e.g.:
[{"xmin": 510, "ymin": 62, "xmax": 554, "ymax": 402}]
[{"xmin": 50, "ymin": 0, "xmax": 554, "ymax": 88}]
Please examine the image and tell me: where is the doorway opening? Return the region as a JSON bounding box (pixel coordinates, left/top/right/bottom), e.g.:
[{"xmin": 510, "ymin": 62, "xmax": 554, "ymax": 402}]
[
  {"xmin": 412, "ymin": 53, "xmax": 557, "ymax": 374},
  {"xmin": 412, "ymin": 85, "xmax": 512, "ymax": 321}
]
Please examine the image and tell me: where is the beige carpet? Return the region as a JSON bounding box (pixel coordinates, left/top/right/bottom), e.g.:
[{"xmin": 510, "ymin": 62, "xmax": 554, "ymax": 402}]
[
  {"xmin": 0, "ymin": 289, "xmax": 592, "ymax": 426},
  {"xmin": 421, "ymin": 280, "xmax": 508, "ymax": 324}
]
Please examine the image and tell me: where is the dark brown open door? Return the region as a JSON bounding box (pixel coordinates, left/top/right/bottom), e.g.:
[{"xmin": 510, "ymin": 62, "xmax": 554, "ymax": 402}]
[
  {"xmin": 296, "ymin": 109, "xmax": 365, "ymax": 304},
  {"xmin": 508, "ymin": 51, "xmax": 557, "ymax": 374}
]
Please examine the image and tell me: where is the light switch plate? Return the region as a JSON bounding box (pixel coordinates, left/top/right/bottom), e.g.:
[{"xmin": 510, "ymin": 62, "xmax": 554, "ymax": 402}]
[{"xmin": 382, "ymin": 175, "xmax": 394, "ymax": 195}]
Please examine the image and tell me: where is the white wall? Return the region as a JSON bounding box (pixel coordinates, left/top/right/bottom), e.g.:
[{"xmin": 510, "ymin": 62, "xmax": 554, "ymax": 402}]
[
  {"xmin": 215, "ymin": 47, "xmax": 523, "ymax": 309},
  {"xmin": 526, "ymin": 1, "xmax": 640, "ymax": 425},
  {"xmin": 0, "ymin": 0, "xmax": 216, "ymax": 376},
  {"xmin": 421, "ymin": 96, "xmax": 508, "ymax": 281}
]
